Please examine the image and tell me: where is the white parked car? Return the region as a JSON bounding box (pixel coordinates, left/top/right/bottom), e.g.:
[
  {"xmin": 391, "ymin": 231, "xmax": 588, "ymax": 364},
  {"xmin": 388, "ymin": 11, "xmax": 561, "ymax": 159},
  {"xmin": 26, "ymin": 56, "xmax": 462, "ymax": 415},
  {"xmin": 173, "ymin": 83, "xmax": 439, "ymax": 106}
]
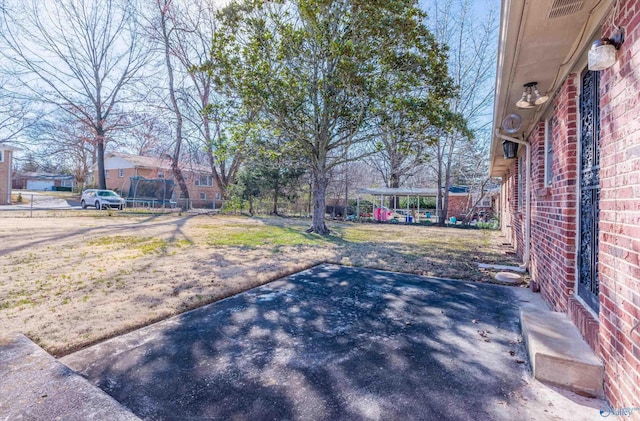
[{"xmin": 81, "ymin": 189, "xmax": 126, "ymax": 210}]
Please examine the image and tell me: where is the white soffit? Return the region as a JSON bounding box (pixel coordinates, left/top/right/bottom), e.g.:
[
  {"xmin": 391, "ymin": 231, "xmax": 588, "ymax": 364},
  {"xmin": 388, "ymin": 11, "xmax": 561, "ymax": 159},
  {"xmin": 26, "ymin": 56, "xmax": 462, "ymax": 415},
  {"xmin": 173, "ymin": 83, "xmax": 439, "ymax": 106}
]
[
  {"xmin": 490, "ymin": 0, "xmax": 612, "ymax": 177},
  {"xmin": 547, "ymin": 0, "xmax": 585, "ymax": 19}
]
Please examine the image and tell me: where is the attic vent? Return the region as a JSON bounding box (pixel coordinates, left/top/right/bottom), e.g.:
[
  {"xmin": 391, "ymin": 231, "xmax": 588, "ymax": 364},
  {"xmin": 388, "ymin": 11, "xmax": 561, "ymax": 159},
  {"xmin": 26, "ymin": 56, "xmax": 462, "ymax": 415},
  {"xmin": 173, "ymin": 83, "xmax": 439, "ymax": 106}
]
[{"xmin": 547, "ymin": 0, "xmax": 584, "ymax": 18}]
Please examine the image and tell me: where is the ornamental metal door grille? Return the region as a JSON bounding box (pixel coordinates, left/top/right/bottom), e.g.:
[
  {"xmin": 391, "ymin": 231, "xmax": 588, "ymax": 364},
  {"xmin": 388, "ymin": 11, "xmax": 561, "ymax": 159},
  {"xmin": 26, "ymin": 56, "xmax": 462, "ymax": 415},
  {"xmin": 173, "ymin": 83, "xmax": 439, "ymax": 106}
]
[{"xmin": 578, "ymin": 69, "xmax": 600, "ymax": 312}]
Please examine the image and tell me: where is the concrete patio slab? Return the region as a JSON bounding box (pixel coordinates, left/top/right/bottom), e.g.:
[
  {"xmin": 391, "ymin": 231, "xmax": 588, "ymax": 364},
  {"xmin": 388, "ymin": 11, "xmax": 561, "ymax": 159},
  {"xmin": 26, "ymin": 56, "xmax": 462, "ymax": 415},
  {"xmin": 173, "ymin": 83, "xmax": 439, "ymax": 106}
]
[
  {"xmin": 59, "ymin": 264, "xmax": 606, "ymax": 420},
  {"xmin": 0, "ymin": 332, "xmax": 139, "ymax": 421}
]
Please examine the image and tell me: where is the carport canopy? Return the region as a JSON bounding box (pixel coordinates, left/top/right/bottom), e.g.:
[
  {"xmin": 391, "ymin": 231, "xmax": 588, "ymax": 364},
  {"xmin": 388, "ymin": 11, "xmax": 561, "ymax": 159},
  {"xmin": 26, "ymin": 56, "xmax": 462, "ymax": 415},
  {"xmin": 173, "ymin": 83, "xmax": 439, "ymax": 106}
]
[
  {"xmin": 356, "ymin": 187, "xmax": 442, "ymax": 220},
  {"xmin": 357, "ymin": 187, "xmax": 439, "ymax": 197}
]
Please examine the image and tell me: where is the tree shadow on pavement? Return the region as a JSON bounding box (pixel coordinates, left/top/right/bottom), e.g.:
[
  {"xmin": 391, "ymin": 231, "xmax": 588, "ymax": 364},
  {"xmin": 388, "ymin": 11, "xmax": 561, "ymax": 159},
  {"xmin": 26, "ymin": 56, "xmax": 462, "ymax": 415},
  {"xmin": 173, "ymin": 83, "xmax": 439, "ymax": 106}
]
[{"xmin": 64, "ymin": 265, "xmax": 530, "ymax": 421}]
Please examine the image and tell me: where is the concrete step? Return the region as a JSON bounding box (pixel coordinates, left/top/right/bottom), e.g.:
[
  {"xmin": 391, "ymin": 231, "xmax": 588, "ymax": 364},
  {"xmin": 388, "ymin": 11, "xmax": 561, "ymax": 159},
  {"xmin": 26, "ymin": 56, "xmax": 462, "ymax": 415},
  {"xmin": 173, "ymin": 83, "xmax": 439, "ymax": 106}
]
[
  {"xmin": 0, "ymin": 332, "xmax": 139, "ymax": 420},
  {"xmin": 520, "ymin": 309, "xmax": 604, "ymax": 398}
]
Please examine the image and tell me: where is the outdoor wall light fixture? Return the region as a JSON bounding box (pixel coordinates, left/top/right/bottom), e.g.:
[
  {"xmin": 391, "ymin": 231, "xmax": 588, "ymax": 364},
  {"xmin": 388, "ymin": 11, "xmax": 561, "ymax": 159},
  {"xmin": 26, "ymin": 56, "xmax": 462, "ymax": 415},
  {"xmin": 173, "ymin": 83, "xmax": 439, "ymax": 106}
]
[
  {"xmin": 515, "ymin": 82, "xmax": 549, "ymax": 109},
  {"xmin": 588, "ymin": 28, "xmax": 625, "ymax": 71},
  {"xmin": 502, "ymin": 140, "xmax": 519, "ymax": 159}
]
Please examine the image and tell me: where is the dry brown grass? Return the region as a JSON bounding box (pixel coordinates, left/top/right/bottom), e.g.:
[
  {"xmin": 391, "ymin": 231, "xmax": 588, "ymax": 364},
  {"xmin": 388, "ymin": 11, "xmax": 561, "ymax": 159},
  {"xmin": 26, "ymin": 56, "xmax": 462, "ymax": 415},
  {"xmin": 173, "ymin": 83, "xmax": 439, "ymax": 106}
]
[{"xmin": 0, "ymin": 213, "xmax": 519, "ymax": 356}]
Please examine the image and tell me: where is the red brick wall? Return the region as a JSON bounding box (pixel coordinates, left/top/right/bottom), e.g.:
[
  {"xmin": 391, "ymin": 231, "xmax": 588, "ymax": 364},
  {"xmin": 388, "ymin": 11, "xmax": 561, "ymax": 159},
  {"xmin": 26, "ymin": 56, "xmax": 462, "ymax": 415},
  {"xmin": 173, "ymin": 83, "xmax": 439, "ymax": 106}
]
[
  {"xmin": 446, "ymin": 195, "xmax": 469, "ymax": 219},
  {"xmin": 528, "ymin": 76, "xmax": 580, "ymax": 313},
  {"xmin": 104, "ymin": 168, "xmax": 151, "ymax": 193},
  {"xmin": 100, "ymin": 166, "xmax": 223, "ymax": 207},
  {"xmin": 184, "ymin": 172, "xmax": 223, "ymax": 208},
  {"xmin": 500, "ymin": 71, "xmax": 600, "ymax": 354},
  {"xmin": 499, "ymin": 2, "xmax": 640, "ymax": 408},
  {"xmin": 0, "ymin": 150, "xmax": 11, "ymax": 205},
  {"xmin": 597, "ymin": 0, "xmax": 640, "ymax": 409},
  {"xmin": 501, "ymin": 74, "xmax": 579, "ymax": 310},
  {"xmin": 506, "ymin": 157, "xmax": 525, "ymax": 259}
]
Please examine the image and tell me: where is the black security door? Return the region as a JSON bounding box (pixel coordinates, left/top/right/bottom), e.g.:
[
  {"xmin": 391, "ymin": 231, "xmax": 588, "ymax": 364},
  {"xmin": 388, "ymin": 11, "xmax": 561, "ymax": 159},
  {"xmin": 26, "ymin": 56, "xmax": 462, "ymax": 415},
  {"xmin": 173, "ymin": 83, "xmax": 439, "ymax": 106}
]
[{"xmin": 578, "ymin": 69, "xmax": 600, "ymax": 312}]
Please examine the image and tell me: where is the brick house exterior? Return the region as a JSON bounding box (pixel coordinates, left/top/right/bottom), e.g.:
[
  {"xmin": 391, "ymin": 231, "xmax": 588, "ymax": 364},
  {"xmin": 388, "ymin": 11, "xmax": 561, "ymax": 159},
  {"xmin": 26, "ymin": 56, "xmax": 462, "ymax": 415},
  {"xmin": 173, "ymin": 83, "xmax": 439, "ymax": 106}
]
[
  {"xmin": 92, "ymin": 152, "xmax": 223, "ymax": 208},
  {"xmin": 490, "ymin": 0, "xmax": 640, "ymax": 409},
  {"xmin": 0, "ymin": 145, "xmax": 19, "ymax": 205},
  {"xmin": 447, "ymin": 187, "xmax": 495, "ymax": 221}
]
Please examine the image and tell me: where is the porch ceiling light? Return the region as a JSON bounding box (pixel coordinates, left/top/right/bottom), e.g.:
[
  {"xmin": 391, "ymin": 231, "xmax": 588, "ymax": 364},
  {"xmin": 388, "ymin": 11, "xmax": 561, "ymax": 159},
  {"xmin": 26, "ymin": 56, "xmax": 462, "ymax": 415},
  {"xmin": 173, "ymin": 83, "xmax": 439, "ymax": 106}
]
[
  {"xmin": 588, "ymin": 28, "xmax": 625, "ymax": 71},
  {"xmin": 515, "ymin": 82, "xmax": 548, "ymax": 109}
]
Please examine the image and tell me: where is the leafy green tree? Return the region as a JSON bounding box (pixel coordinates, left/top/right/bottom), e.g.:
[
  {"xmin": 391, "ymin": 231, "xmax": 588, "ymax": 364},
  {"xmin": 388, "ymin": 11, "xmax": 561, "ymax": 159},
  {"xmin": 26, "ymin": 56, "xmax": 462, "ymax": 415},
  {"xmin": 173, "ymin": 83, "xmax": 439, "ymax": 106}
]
[
  {"xmin": 233, "ymin": 167, "xmax": 262, "ymax": 215},
  {"xmin": 210, "ymin": 0, "xmax": 457, "ymax": 234},
  {"xmin": 254, "ymin": 155, "xmax": 306, "ymax": 215}
]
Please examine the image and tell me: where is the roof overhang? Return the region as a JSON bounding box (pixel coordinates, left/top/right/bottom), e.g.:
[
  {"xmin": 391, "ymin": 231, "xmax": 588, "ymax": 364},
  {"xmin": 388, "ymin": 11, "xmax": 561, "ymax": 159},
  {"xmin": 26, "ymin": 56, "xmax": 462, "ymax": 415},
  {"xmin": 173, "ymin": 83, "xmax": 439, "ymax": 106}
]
[
  {"xmin": 0, "ymin": 143, "xmax": 22, "ymax": 151},
  {"xmin": 489, "ymin": 0, "xmax": 613, "ymax": 177},
  {"xmin": 357, "ymin": 188, "xmax": 468, "ymax": 197}
]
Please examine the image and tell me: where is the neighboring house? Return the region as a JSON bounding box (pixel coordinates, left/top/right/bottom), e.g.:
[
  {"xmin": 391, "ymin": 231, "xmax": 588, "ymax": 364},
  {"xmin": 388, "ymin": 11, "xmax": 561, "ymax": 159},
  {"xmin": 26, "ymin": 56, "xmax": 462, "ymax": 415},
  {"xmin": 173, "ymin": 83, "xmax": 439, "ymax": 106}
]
[
  {"xmin": 12, "ymin": 172, "xmax": 75, "ymax": 191},
  {"xmin": 490, "ymin": 0, "xmax": 639, "ymax": 407},
  {"xmin": 91, "ymin": 152, "xmax": 223, "ymax": 207},
  {"xmin": 0, "ymin": 144, "xmax": 20, "ymax": 205},
  {"xmin": 446, "ymin": 186, "xmax": 495, "ymax": 221}
]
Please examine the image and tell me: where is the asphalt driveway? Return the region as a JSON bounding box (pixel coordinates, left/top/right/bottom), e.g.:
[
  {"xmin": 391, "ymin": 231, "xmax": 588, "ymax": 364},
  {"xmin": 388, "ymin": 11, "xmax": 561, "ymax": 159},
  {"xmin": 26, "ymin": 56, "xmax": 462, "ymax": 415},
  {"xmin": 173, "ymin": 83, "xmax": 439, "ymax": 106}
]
[{"xmin": 61, "ymin": 265, "xmax": 532, "ymax": 420}]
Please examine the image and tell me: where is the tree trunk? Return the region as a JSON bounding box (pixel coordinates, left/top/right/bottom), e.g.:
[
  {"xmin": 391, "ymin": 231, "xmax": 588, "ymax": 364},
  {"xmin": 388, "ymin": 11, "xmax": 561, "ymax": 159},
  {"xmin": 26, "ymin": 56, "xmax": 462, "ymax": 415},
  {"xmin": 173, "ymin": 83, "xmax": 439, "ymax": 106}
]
[
  {"xmin": 159, "ymin": 0, "xmax": 189, "ymax": 208},
  {"xmin": 344, "ymin": 164, "xmax": 348, "ymax": 221},
  {"xmin": 96, "ymin": 137, "xmax": 106, "ymax": 189},
  {"xmin": 442, "ymin": 186, "xmax": 449, "ymax": 223},
  {"xmin": 309, "ymin": 169, "xmax": 329, "ymax": 235},
  {"xmin": 389, "ymin": 172, "xmax": 400, "ymax": 209},
  {"xmin": 436, "ymin": 154, "xmax": 445, "ymax": 225},
  {"xmin": 307, "ymin": 178, "xmax": 312, "ymax": 216},
  {"xmin": 172, "ymin": 160, "xmax": 189, "ymax": 202},
  {"xmin": 442, "ymin": 135, "xmax": 455, "ymax": 224},
  {"xmin": 272, "ymin": 176, "xmax": 279, "ymax": 215}
]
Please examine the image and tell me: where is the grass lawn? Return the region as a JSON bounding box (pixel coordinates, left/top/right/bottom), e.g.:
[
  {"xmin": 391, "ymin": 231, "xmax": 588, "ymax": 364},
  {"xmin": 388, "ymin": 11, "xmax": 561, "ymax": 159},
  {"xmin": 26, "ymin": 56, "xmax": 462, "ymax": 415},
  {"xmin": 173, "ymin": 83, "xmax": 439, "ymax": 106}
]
[{"xmin": 0, "ymin": 213, "xmax": 520, "ymax": 356}]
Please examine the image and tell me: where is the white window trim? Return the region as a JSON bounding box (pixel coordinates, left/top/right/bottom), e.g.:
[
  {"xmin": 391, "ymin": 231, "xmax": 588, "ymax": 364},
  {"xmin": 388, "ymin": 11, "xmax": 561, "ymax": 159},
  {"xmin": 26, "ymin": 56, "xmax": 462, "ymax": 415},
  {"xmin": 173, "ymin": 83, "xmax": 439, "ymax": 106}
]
[
  {"xmin": 0, "ymin": 150, "xmax": 4, "ymax": 163},
  {"xmin": 544, "ymin": 117, "xmax": 553, "ymax": 187},
  {"xmin": 195, "ymin": 174, "xmax": 212, "ymax": 187},
  {"xmin": 200, "ymin": 192, "xmax": 206, "ymax": 200},
  {"xmin": 118, "ymin": 169, "xmax": 124, "ymax": 178},
  {"xmin": 472, "ymin": 192, "xmax": 491, "ymax": 207},
  {"xmin": 105, "ymin": 170, "xmax": 110, "ymax": 179}
]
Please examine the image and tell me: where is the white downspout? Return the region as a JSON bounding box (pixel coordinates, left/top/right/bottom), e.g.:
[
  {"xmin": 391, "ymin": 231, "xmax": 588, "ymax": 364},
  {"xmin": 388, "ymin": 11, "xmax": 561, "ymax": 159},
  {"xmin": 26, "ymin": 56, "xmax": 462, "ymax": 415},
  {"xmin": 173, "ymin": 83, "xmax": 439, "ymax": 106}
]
[{"xmin": 495, "ymin": 129, "xmax": 531, "ymax": 270}]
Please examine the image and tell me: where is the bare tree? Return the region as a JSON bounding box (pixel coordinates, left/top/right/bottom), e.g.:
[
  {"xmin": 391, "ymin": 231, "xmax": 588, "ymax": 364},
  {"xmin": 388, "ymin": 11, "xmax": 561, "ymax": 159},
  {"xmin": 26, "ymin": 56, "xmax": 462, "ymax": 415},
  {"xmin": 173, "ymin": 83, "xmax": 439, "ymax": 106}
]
[
  {"xmin": 166, "ymin": 0, "xmax": 247, "ymax": 197},
  {"xmin": 116, "ymin": 112, "xmax": 172, "ymax": 157},
  {"xmin": 0, "ymin": 78, "xmax": 35, "ymax": 147},
  {"xmin": 452, "ymin": 140, "xmax": 494, "ymax": 223},
  {"xmin": 424, "ymin": 0, "xmax": 498, "ymax": 224},
  {"xmin": 150, "ymin": 0, "xmax": 194, "ymax": 203},
  {"xmin": 30, "ymin": 110, "xmax": 96, "ymax": 190},
  {"xmin": 0, "ymin": 0, "xmax": 151, "ymax": 189}
]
